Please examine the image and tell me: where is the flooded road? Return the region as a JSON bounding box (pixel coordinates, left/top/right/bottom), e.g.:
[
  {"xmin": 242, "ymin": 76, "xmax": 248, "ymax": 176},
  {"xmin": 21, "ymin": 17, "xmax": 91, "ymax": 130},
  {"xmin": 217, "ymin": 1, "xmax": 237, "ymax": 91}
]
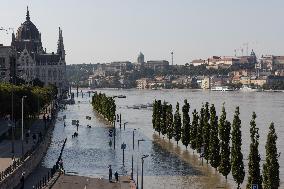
[{"xmin": 43, "ymin": 89, "xmax": 284, "ymax": 189}]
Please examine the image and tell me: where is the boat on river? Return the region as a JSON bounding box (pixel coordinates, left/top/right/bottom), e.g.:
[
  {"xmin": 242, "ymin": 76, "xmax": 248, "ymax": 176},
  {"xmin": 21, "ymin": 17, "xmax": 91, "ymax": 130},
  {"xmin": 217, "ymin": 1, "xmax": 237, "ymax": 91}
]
[
  {"xmin": 240, "ymin": 85, "xmax": 262, "ymax": 92},
  {"xmin": 211, "ymin": 86, "xmax": 234, "ymax": 91},
  {"xmin": 117, "ymin": 95, "xmax": 126, "ymax": 98}
]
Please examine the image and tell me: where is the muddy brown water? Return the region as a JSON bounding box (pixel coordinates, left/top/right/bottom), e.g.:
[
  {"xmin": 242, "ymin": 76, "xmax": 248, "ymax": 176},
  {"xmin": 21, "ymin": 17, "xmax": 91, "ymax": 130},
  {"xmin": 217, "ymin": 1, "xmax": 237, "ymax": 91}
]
[{"xmin": 42, "ymin": 89, "xmax": 283, "ymax": 189}]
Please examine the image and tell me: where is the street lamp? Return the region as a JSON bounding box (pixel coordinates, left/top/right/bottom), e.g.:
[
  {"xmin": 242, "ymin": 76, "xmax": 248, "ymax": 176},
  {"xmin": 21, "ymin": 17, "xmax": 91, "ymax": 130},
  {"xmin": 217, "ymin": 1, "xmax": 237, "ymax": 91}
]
[
  {"xmin": 136, "ymin": 139, "xmax": 145, "ymax": 189},
  {"xmin": 131, "ymin": 129, "xmax": 137, "ymax": 180},
  {"xmin": 21, "ymin": 96, "xmax": 27, "ymax": 156},
  {"xmin": 11, "ymin": 76, "xmax": 15, "ymax": 155},
  {"xmin": 132, "ymin": 129, "xmax": 136, "ymax": 150},
  {"xmin": 141, "ymin": 154, "xmax": 149, "ymax": 189}
]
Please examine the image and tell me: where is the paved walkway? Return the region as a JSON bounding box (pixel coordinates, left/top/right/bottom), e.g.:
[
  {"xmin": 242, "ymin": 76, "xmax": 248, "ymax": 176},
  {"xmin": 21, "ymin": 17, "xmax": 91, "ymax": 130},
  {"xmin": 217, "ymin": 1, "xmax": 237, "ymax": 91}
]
[
  {"xmin": 0, "ymin": 111, "xmax": 51, "ymax": 173},
  {"xmin": 51, "ymin": 175, "xmax": 135, "ymax": 189}
]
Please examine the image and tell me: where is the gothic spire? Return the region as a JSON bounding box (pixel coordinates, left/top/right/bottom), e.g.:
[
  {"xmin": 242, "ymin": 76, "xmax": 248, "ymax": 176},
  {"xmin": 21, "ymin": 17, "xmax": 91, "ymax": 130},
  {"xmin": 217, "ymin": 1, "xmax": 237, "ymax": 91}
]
[
  {"xmin": 26, "ymin": 6, "xmax": 30, "ymax": 21},
  {"xmin": 57, "ymin": 27, "xmax": 65, "ymax": 60}
]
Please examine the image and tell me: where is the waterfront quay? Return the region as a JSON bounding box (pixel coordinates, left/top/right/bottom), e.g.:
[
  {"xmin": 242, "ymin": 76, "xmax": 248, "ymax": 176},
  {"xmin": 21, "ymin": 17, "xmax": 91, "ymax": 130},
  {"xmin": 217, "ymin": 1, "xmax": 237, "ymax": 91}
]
[{"xmin": 50, "ymin": 175, "xmax": 135, "ymax": 189}]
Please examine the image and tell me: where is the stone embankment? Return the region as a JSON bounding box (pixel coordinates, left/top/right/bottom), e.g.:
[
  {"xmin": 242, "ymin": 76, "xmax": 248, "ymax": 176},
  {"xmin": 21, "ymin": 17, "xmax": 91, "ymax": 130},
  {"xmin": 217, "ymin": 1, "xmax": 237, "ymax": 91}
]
[{"xmin": 0, "ymin": 104, "xmax": 58, "ymax": 189}]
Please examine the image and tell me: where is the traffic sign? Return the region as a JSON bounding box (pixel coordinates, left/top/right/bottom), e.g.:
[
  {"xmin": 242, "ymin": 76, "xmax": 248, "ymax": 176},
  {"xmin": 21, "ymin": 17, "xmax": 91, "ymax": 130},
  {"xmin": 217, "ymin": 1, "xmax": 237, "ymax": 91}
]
[
  {"xmin": 252, "ymin": 184, "xmax": 258, "ymax": 189},
  {"xmin": 121, "ymin": 143, "xmax": 126, "ymax": 149}
]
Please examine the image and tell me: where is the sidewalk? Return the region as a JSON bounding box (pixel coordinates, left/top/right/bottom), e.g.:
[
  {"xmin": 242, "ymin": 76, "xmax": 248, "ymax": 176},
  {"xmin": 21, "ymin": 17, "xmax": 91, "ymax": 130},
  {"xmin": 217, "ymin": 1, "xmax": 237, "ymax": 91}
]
[
  {"xmin": 51, "ymin": 175, "xmax": 136, "ymax": 189},
  {"xmin": 0, "ymin": 109, "xmax": 51, "ymax": 173}
]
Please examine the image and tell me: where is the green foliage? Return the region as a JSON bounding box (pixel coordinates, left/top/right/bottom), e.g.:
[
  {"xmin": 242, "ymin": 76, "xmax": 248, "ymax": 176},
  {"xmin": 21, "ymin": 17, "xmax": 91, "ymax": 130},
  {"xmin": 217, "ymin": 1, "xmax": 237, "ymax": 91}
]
[
  {"xmin": 0, "ymin": 83, "xmax": 55, "ymax": 119},
  {"xmin": 173, "ymin": 102, "xmax": 182, "ymax": 145},
  {"xmin": 218, "ymin": 105, "xmax": 231, "ymax": 179},
  {"xmin": 161, "ymin": 101, "xmax": 168, "ymax": 135},
  {"xmin": 191, "ymin": 109, "xmax": 199, "ymax": 151},
  {"xmin": 91, "ymin": 92, "xmax": 116, "ymax": 123},
  {"xmin": 209, "ymin": 104, "xmax": 220, "ymax": 169},
  {"xmin": 155, "ymin": 100, "xmax": 162, "ymax": 134},
  {"xmin": 231, "ymin": 107, "xmax": 245, "ymax": 189},
  {"xmin": 166, "ymin": 104, "xmax": 174, "ymax": 140},
  {"xmin": 247, "ymin": 112, "xmax": 262, "ymax": 189},
  {"xmin": 203, "ymin": 102, "xmax": 211, "ymax": 161},
  {"xmin": 181, "ymin": 99, "xmax": 191, "ymax": 148},
  {"xmin": 152, "ymin": 100, "xmax": 157, "ymax": 130},
  {"xmin": 263, "ymin": 123, "xmax": 280, "ymax": 189}
]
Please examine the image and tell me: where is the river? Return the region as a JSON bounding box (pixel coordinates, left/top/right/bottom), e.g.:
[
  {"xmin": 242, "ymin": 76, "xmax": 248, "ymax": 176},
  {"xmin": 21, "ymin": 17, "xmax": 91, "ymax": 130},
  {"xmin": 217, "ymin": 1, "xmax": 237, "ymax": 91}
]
[{"xmin": 42, "ymin": 89, "xmax": 284, "ymax": 189}]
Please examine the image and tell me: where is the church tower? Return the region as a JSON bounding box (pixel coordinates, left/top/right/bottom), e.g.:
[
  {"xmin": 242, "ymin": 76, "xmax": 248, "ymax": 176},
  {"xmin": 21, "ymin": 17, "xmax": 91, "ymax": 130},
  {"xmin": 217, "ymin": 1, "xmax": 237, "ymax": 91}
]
[{"xmin": 57, "ymin": 27, "xmax": 65, "ymax": 60}]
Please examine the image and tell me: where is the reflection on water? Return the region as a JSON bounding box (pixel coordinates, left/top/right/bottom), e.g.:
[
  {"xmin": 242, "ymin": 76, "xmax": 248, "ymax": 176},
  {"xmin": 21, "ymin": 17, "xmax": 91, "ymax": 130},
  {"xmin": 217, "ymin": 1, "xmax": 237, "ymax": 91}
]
[{"xmin": 43, "ymin": 89, "xmax": 284, "ymax": 188}]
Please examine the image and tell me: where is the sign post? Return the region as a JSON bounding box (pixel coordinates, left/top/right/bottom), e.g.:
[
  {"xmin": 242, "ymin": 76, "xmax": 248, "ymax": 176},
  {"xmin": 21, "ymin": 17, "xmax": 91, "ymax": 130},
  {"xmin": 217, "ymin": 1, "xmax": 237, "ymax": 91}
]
[{"xmin": 121, "ymin": 143, "xmax": 126, "ymax": 166}]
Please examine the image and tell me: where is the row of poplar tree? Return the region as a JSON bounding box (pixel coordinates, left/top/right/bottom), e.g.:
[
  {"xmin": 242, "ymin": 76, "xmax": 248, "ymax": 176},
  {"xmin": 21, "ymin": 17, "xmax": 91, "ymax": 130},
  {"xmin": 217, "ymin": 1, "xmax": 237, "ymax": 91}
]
[
  {"xmin": 91, "ymin": 92, "xmax": 116, "ymax": 123},
  {"xmin": 152, "ymin": 99, "xmax": 280, "ymax": 189}
]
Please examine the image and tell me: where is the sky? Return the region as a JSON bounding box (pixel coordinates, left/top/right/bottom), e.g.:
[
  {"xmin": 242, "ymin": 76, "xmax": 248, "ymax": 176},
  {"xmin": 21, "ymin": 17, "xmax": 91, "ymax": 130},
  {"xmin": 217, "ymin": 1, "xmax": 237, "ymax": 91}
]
[{"xmin": 0, "ymin": 0, "xmax": 284, "ymax": 65}]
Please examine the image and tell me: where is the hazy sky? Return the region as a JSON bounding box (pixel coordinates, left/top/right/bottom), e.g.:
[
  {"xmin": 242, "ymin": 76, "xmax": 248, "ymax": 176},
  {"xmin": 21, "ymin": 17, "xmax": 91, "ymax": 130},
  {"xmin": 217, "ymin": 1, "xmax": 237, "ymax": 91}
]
[{"xmin": 1, "ymin": 0, "xmax": 284, "ymax": 65}]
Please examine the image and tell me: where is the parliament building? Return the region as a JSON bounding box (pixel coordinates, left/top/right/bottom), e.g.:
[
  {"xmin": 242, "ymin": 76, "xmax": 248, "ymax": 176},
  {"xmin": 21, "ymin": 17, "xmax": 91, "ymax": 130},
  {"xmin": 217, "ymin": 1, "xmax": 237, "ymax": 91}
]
[{"xmin": 11, "ymin": 7, "xmax": 68, "ymax": 92}]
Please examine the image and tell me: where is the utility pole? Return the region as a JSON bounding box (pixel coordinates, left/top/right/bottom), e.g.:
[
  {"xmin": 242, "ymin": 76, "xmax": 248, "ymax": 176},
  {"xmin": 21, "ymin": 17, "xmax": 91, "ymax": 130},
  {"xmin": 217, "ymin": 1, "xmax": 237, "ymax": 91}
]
[
  {"xmin": 141, "ymin": 154, "xmax": 149, "ymax": 189},
  {"xmin": 21, "ymin": 96, "xmax": 27, "ymax": 156},
  {"xmin": 119, "ymin": 113, "xmax": 121, "ymax": 129}
]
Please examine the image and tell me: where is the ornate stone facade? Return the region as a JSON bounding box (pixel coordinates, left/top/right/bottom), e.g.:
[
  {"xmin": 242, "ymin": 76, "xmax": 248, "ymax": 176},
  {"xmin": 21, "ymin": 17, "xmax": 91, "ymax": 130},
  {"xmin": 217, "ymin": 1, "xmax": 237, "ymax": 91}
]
[{"xmin": 11, "ymin": 7, "xmax": 67, "ymax": 92}]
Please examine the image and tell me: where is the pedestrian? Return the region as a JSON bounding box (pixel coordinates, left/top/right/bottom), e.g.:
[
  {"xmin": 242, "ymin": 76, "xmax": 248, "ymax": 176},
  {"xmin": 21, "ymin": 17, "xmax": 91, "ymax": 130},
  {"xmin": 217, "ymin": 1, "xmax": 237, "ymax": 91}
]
[
  {"xmin": 25, "ymin": 132, "xmax": 29, "ymax": 144},
  {"xmin": 20, "ymin": 172, "xmax": 25, "ymax": 189},
  {"xmin": 32, "ymin": 133, "xmax": 37, "ymax": 144},
  {"xmin": 39, "ymin": 132, "xmax": 43, "ymax": 142},
  {"xmin": 64, "ymin": 122, "xmax": 66, "ymax": 127},
  {"xmin": 114, "ymin": 171, "xmax": 119, "ymax": 182},
  {"xmin": 108, "ymin": 165, "xmax": 112, "ymax": 182}
]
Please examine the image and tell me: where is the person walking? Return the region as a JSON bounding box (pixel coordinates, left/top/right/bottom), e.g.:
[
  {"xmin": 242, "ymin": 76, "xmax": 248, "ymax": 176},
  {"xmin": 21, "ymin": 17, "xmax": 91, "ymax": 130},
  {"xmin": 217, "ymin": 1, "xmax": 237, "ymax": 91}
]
[
  {"xmin": 108, "ymin": 165, "xmax": 112, "ymax": 182},
  {"xmin": 20, "ymin": 172, "xmax": 25, "ymax": 189},
  {"xmin": 114, "ymin": 171, "xmax": 119, "ymax": 182}
]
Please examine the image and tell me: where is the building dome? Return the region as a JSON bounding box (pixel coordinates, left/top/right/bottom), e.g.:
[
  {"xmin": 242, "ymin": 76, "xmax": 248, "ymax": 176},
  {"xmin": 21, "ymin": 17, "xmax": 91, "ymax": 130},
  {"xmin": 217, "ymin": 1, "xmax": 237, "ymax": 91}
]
[{"xmin": 16, "ymin": 7, "xmax": 40, "ymax": 41}]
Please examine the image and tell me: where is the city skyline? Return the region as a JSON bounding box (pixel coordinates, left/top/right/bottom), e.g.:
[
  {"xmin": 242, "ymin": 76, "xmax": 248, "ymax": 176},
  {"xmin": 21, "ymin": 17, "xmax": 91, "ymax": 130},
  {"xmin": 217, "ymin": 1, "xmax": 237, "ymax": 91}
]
[{"xmin": 1, "ymin": 0, "xmax": 284, "ymax": 65}]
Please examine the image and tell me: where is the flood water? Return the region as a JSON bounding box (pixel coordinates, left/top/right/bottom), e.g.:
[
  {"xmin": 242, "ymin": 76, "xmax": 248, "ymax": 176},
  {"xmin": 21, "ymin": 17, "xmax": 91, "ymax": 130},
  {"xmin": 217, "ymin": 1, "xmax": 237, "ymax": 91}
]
[{"xmin": 43, "ymin": 89, "xmax": 284, "ymax": 189}]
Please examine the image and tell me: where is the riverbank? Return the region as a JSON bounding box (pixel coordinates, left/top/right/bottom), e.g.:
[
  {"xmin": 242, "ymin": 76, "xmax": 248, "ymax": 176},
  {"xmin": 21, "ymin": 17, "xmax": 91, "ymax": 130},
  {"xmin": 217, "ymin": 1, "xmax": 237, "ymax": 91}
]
[{"xmin": 49, "ymin": 174, "xmax": 135, "ymax": 189}]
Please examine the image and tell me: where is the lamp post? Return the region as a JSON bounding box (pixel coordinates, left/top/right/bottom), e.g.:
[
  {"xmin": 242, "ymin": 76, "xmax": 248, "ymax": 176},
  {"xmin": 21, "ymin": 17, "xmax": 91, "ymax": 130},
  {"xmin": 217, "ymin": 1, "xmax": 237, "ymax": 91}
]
[
  {"xmin": 11, "ymin": 76, "xmax": 15, "ymax": 155},
  {"xmin": 131, "ymin": 129, "xmax": 137, "ymax": 180},
  {"xmin": 132, "ymin": 129, "xmax": 136, "ymax": 150},
  {"xmin": 136, "ymin": 139, "xmax": 145, "ymax": 189},
  {"xmin": 141, "ymin": 154, "xmax": 149, "ymax": 189},
  {"xmin": 21, "ymin": 96, "xmax": 27, "ymax": 156}
]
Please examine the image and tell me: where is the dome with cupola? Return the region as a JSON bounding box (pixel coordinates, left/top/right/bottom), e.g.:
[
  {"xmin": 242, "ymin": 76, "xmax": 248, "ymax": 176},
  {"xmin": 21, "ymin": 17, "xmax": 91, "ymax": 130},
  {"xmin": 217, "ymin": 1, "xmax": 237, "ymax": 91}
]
[{"xmin": 16, "ymin": 7, "xmax": 41, "ymax": 41}]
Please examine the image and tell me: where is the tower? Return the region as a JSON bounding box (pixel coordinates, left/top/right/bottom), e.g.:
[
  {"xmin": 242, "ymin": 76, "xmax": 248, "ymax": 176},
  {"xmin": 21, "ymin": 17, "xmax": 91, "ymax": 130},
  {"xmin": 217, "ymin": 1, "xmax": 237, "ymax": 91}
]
[
  {"xmin": 137, "ymin": 52, "xmax": 145, "ymax": 64},
  {"xmin": 57, "ymin": 27, "xmax": 65, "ymax": 60}
]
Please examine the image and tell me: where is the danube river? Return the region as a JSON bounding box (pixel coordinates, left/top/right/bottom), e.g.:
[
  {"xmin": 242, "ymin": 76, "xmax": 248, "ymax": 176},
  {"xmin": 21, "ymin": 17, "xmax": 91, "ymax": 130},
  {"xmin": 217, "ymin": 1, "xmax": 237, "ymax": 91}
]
[{"xmin": 43, "ymin": 89, "xmax": 284, "ymax": 189}]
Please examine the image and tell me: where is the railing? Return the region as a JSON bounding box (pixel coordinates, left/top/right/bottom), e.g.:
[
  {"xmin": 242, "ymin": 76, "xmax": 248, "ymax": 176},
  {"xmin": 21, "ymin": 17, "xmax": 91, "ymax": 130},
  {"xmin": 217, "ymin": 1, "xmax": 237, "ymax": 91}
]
[
  {"xmin": 0, "ymin": 101, "xmax": 59, "ymax": 184},
  {"xmin": 34, "ymin": 138, "xmax": 67, "ymax": 189}
]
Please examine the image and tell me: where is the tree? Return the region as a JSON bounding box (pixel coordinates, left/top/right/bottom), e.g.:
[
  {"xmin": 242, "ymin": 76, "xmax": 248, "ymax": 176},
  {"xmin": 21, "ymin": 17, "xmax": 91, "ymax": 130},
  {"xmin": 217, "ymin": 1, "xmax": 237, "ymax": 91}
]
[
  {"xmin": 247, "ymin": 112, "xmax": 262, "ymax": 189},
  {"xmin": 263, "ymin": 122, "xmax": 280, "ymax": 189},
  {"xmin": 155, "ymin": 100, "xmax": 162, "ymax": 135},
  {"xmin": 231, "ymin": 107, "xmax": 245, "ymax": 189},
  {"xmin": 209, "ymin": 104, "xmax": 220, "ymax": 169},
  {"xmin": 195, "ymin": 107, "xmax": 203, "ymax": 153},
  {"xmin": 190, "ymin": 109, "xmax": 199, "ymax": 150},
  {"xmin": 166, "ymin": 104, "xmax": 174, "ymax": 141},
  {"xmin": 203, "ymin": 102, "xmax": 211, "ymax": 163},
  {"xmin": 161, "ymin": 101, "xmax": 168, "ymax": 135},
  {"xmin": 182, "ymin": 99, "xmax": 191, "ymax": 148},
  {"xmin": 152, "ymin": 100, "xmax": 157, "ymax": 130},
  {"xmin": 173, "ymin": 102, "xmax": 182, "ymax": 145},
  {"xmin": 218, "ymin": 105, "xmax": 231, "ymax": 180}
]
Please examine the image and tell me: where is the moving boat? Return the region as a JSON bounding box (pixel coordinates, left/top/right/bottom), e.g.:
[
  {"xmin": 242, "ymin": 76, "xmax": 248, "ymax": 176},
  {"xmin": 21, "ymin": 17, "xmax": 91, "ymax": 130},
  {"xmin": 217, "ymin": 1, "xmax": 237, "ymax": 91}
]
[
  {"xmin": 211, "ymin": 86, "xmax": 234, "ymax": 91},
  {"xmin": 239, "ymin": 85, "xmax": 262, "ymax": 92},
  {"xmin": 117, "ymin": 95, "xmax": 126, "ymax": 98}
]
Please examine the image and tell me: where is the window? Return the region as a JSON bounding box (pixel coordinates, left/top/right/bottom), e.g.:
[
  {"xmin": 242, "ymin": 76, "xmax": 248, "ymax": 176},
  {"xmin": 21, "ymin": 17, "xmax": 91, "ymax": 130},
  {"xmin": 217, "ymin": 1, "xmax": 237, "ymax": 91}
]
[{"xmin": 0, "ymin": 57, "xmax": 5, "ymax": 68}]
